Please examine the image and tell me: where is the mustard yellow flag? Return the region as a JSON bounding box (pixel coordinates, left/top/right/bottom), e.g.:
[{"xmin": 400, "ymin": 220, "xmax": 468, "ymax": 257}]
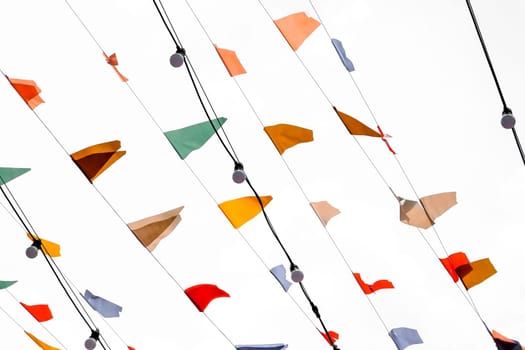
[
  {"xmin": 219, "ymin": 196, "xmax": 272, "ymax": 228},
  {"xmin": 264, "ymin": 124, "xmax": 313, "ymax": 154},
  {"xmin": 24, "ymin": 331, "xmax": 60, "ymax": 350},
  {"xmin": 27, "ymin": 233, "xmax": 60, "ymax": 257}
]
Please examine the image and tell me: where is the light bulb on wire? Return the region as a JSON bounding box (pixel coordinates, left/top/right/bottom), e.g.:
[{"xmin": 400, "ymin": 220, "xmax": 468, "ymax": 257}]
[
  {"xmin": 169, "ymin": 47, "xmax": 186, "ymax": 68},
  {"xmin": 232, "ymin": 162, "xmax": 246, "ymax": 184},
  {"xmin": 25, "ymin": 240, "xmax": 42, "ymax": 259},
  {"xmin": 84, "ymin": 329, "xmax": 99, "ymax": 350}
]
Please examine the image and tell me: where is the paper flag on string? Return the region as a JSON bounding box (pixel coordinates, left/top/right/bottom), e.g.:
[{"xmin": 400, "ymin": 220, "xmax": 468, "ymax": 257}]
[
  {"xmin": 20, "ymin": 303, "xmax": 53, "ymax": 322},
  {"xmin": 264, "ymin": 124, "xmax": 313, "ymax": 154},
  {"xmin": 8, "ymin": 78, "xmax": 44, "ymax": 109},
  {"xmin": 215, "ymin": 45, "xmax": 246, "ymax": 76},
  {"xmin": 389, "ymin": 327, "xmax": 423, "ymax": 350},
  {"xmin": 353, "ymin": 273, "xmax": 394, "ymax": 294},
  {"xmin": 0, "ymin": 280, "xmax": 17, "ymax": 289},
  {"xmin": 219, "ymin": 196, "xmax": 272, "ymax": 229},
  {"xmin": 456, "ymin": 258, "xmax": 496, "ymax": 290},
  {"xmin": 0, "ymin": 167, "xmax": 30, "ymax": 185},
  {"xmin": 27, "ymin": 234, "xmax": 61, "ymax": 257},
  {"xmin": 492, "ymin": 330, "xmax": 524, "ymax": 350},
  {"xmin": 235, "ymin": 344, "xmax": 288, "ymax": 350},
  {"xmin": 320, "ymin": 330, "xmax": 339, "ymax": 345},
  {"xmin": 334, "ymin": 107, "xmax": 381, "ymax": 137},
  {"xmin": 103, "ymin": 52, "xmax": 128, "ymax": 82},
  {"xmin": 310, "ymin": 201, "xmax": 340, "ymax": 226},
  {"xmin": 274, "ymin": 12, "xmax": 320, "ymax": 51},
  {"xmin": 24, "ymin": 331, "xmax": 60, "ymax": 350},
  {"xmin": 70, "ymin": 140, "xmax": 126, "ymax": 182},
  {"xmin": 270, "ymin": 265, "xmax": 292, "ymax": 292},
  {"xmin": 331, "ymin": 38, "xmax": 355, "ymax": 72},
  {"xmin": 439, "ymin": 252, "xmax": 471, "ymax": 282},
  {"xmin": 184, "ymin": 284, "xmax": 230, "ymax": 312},
  {"xmin": 164, "ymin": 118, "xmax": 227, "ymax": 159},
  {"xmin": 399, "ymin": 192, "xmax": 457, "ymax": 229},
  {"xmin": 128, "ymin": 347, "xmax": 136, "ymax": 350},
  {"xmin": 127, "ymin": 206, "xmax": 184, "ymax": 252},
  {"xmin": 83, "ymin": 289, "xmax": 122, "ymax": 317}
]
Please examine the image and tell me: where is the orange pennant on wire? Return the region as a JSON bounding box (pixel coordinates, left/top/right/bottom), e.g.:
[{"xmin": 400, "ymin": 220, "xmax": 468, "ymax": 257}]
[
  {"xmin": 264, "ymin": 124, "xmax": 313, "ymax": 154},
  {"xmin": 353, "ymin": 273, "xmax": 394, "ymax": 294},
  {"xmin": 70, "ymin": 140, "xmax": 126, "ymax": 182},
  {"xmin": 274, "ymin": 12, "xmax": 320, "ymax": 51},
  {"xmin": 103, "ymin": 52, "xmax": 128, "ymax": 82},
  {"xmin": 7, "ymin": 77, "xmax": 44, "ymax": 109},
  {"xmin": 456, "ymin": 258, "xmax": 496, "ymax": 290},
  {"xmin": 214, "ymin": 45, "xmax": 246, "ymax": 76},
  {"xmin": 334, "ymin": 107, "xmax": 381, "ymax": 137},
  {"xmin": 24, "ymin": 331, "xmax": 60, "ymax": 350}
]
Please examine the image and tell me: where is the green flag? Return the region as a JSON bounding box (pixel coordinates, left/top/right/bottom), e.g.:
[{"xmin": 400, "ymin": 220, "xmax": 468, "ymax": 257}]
[
  {"xmin": 0, "ymin": 280, "xmax": 17, "ymax": 289},
  {"xmin": 0, "ymin": 167, "xmax": 30, "ymax": 185}
]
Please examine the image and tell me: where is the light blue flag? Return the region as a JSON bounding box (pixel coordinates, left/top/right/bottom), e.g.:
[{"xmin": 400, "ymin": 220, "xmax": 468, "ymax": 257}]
[
  {"xmin": 270, "ymin": 265, "xmax": 292, "ymax": 292},
  {"xmin": 389, "ymin": 327, "xmax": 423, "ymax": 350},
  {"xmin": 331, "ymin": 38, "xmax": 355, "ymax": 72},
  {"xmin": 236, "ymin": 344, "xmax": 288, "ymax": 350},
  {"xmin": 83, "ymin": 289, "xmax": 122, "ymax": 318}
]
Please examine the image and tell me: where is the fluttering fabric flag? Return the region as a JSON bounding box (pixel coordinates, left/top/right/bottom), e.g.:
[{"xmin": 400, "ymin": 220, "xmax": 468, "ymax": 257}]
[
  {"xmin": 103, "ymin": 52, "xmax": 128, "ymax": 82},
  {"xmin": 70, "ymin": 140, "xmax": 126, "ymax": 182},
  {"xmin": 164, "ymin": 118, "xmax": 227, "ymax": 159},
  {"xmin": 456, "ymin": 258, "xmax": 497, "ymax": 290},
  {"xmin": 235, "ymin": 344, "xmax": 288, "ymax": 350},
  {"xmin": 184, "ymin": 284, "xmax": 230, "ymax": 312},
  {"xmin": 334, "ymin": 107, "xmax": 381, "ymax": 137},
  {"xmin": 20, "ymin": 303, "xmax": 53, "ymax": 322},
  {"xmin": 24, "ymin": 331, "xmax": 60, "ymax": 350},
  {"xmin": 27, "ymin": 234, "xmax": 61, "ymax": 257},
  {"xmin": 353, "ymin": 273, "xmax": 394, "ymax": 294},
  {"xmin": 0, "ymin": 167, "xmax": 30, "ymax": 185},
  {"xmin": 270, "ymin": 264, "xmax": 292, "ymax": 292},
  {"xmin": 0, "ymin": 280, "xmax": 17, "ymax": 289},
  {"xmin": 264, "ymin": 124, "xmax": 313, "ymax": 154},
  {"xmin": 83, "ymin": 289, "xmax": 122, "ymax": 318},
  {"xmin": 439, "ymin": 252, "xmax": 471, "ymax": 282},
  {"xmin": 219, "ymin": 196, "xmax": 273, "ymax": 229},
  {"xmin": 398, "ymin": 192, "xmax": 457, "ymax": 229},
  {"xmin": 274, "ymin": 12, "xmax": 320, "ymax": 51},
  {"xmin": 7, "ymin": 77, "xmax": 44, "ymax": 109},
  {"xmin": 214, "ymin": 45, "xmax": 246, "ymax": 76},
  {"xmin": 388, "ymin": 327, "xmax": 423, "ymax": 350},
  {"xmin": 127, "ymin": 206, "xmax": 184, "ymax": 252},
  {"xmin": 492, "ymin": 330, "xmax": 524, "ymax": 350},
  {"xmin": 331, "ymin": 38, "xmax": 355, "ymax": 72},
  {"xmin": 320, "ymin": 330, "xmax": 339, "ymax": 345},
  {"xmin": 310, "ymin": 201, "xmax": 340, "ymax": 226}
]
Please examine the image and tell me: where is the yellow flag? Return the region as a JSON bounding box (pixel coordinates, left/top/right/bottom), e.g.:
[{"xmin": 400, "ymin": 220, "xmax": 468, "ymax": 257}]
[
  {"xmin": 219, "ymin": 196, "xmax": 272, "ymax": 228},
  {"xmin": 24, "ymin": 331, "xmax": 60, "ymax": 350}
]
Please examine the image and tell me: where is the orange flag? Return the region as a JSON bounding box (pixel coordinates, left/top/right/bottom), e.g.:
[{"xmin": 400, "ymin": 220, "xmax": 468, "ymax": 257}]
[
  {"xmin": 334, "ymin": 107, "xmax": 381, "ymax": 137},
  {"xmin": 103, "ymin": 52, "xmax": 128, "ymax": 82},
  {"xmin": 70, "ymin": 140, "xmax": 126, "ymax": 182},
  {"xmin": 27, "ymin": 233, "xmax": 60, "ymax": 257},
  {"xmin": 24, "ymin": 331, "xmax": 60, "ymax": 350},
  {"xmin": 20, "ymin": 303, "xmax": 53, "ymax": 322},
  {"xmin": 127, "ymin": 206, "xmax": 184, "ymax": 251},
  {"xmin": 353, "ymin": 273, "xmax": 394, "ymax": 294},
  {"xmin": 274, "ymin": 12, "xmax": 320, "ymax": 51},
  {"xmin": 310, "ymin": 201, "xmax": 340, "ymax": 226},
  {"xmin": 214, "ymin": 45, "xmax": 246, "ymax": 76},
  {"xmin": 456, "ymin": 258, "xmax": 496, "ymax": 290},
  {"xmin": 8, "ymin": 78, "xmax": 44, "ymax": 109},
  {"xmin": 219, "ymin": 196, "xmax": 272, "ymax": 229},
  {"xmin": 264, "ymin": 124, "xmax": 313, "ymax": 154}
]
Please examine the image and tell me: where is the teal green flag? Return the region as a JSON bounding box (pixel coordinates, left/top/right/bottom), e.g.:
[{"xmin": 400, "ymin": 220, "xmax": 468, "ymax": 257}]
[
  {"xmin": 0, "ymin": 280, "xmax": 17, "ymax": 289},
  {"xmin": 164, "ymin": 118, "xmax": 227, "ymax": 159},
  {"xmin": 0, "ymin": 167, "xmax": 30, "ymax": 185}
]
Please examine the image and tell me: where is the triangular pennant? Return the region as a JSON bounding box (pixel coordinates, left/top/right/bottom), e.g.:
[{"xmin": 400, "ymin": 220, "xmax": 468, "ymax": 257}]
[
  {"xmin": 0, "ymin": 167, "xmax": 30, "ymax": 185},
  {"xmin": 388, "ymin": 327, "xmax": 423, "ymax": 350},
  {"xmin": 184, "ymin": 284, "xmax": 230, "ymax": 312},
  {"xmin": 331, "ymin": 38, "xmax": 355, "ymax": 72},
  {"xmin": 27, "ymin": 234, "xmax": 61, "ymax": 257},
  {"xmin": 353, "ymin": 273, "xmax": 394, "ymax": 294},
  {"xmin": 310, "ymin": 201, "xmax": 340, "ymax": 226},
  {"xmin": 164, "ymin": 118, "xmax": 227, "ymax": 159},
  {"xmin": 83, "ymin": 289, "xmax": 122, "ymax": 317},
  {"xmin": 264, "ymin": 124, "xmax": 313, "ymax": 155},
  {"xmin": 127, "ymin": 206, "xmax": 184, "ymax": 251},
  {"xmin": 439, "ymin": 252, "xmax": 471, "ymax": 282},
  {"xmin": 456, "ymin": 258, "xmax": 497, "ymax": 290},
  {"xmin": 334, "ymin": 107, "xmax": 381, "ymax": 137},
  {"xmin": 274, "ymin": 12, "xmax": 320, "ymax": 51},
  {"xmin": 8, "ymin": 78, "xmax": 44, "ymax": 109},
  {"xmin": 235, "ymin": 344, "xmax": 288, "ymax": 350},
  {"xmin": 24, "ymin": 331, "xmax": 60, "ymax": 350},
  {"xmin": 103, "ymin": 52, "xmax": 128, "ymax": 82},
  {"xmin": 270, "ymin": 265, "xmax": 292, "ymax": 292},
  {"xmin": 0, "ymin": 280, "xmax": 17, "ymax": 289},
  {"xmin": 20, "ymin": 303, "xmax": 53, "ymax": 322},
  {"xmin": 70, "ymin": 140, "xmax": 126, "ymax": 182},
  {"xmin": 492, "ymin": 330, "xmax": 523, "ymax": 350},
  {"xmin": 214, "ymin": 45, "xmax": 246, "ymax": 76},
  {"xmin": 320, "ymin": 330, "xmax": 339, "ymax": 345},
  {"xmin": 218, "ymin": 196, "xmax": 272, "ymax": 229}
]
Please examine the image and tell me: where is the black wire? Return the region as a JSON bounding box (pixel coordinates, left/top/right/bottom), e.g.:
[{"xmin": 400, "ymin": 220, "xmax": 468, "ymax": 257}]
[{"xmin": 152, "ymin": 0, "xmax": 181, "ymax": 50}]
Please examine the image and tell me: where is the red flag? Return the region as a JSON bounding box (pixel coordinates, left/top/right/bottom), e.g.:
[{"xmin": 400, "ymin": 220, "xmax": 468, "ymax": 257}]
[
  {"xmin": 20, "ymin": 302, "xmax": 53, "ymax": 322},
  {"xmin": 184, "ymin": 284, "xmax": 230, "ymax": 312},
  {"xmin": 353, "ymin": 273, "xmax": 394, "ymax": 294}
]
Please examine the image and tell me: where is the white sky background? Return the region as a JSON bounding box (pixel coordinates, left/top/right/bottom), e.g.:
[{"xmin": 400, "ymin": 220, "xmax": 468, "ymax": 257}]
[{"xmin": 0, "ymin": 0, "xmax": 523, "ymax": 349}]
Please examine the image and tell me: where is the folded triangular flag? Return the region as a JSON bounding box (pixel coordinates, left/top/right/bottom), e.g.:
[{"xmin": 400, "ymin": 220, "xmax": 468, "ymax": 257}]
[
  {"xmin": 439, "ymin": 252, "xmax": 471, "ymax": 282},
  {"xmin": 0, "ymin": 280, "xmax": 17, "ymax": 289},
  {"xmin": 389, "ymin": 327, "xmax": 423, "ymax": 350},
  {"xmin": 456, "ymin": 258, "xmax": 496, "ymax": 290},
  {"xmin": 164, "ymin": 118, "xmax": 227, "ymax": 159},
  {"xmin": 184, "ymin": 284, "xmax": 230, "ymax": 312},
  {"xmin": 492, "ymin": 330, "xmax": 524, "ymax": 350},
  {"xmin": 219, "ymin": 196, "xmax": 272, "ymax": 229},
  {"xmin": 264, "ymin": 124, "xmax": 313, "ymax": 154},
  {"xmin": 310, "ymin": 201, "xmax": 340, "ymax": 226},
  {"xmin": 27, "ymin": 234, "xmax": 61, "ymax": 257},
  {"xmin": 331, "ymin": 38, "xmax": 355, "ymax": 72},
  {"xmin": 399, "ymin": 192, "xmax": 457, "ymax": 229},
  {"xmin": 83, "ymin": 289, "xmax": 122, "ymax": 317},
  {"xmin": 320, "ymin": 330, "xmax": 339, "ymax": 345},
  {"xmin": 274, "ymin": 12, "xmax": 320, "ymax": 51},
  {"xmin": 334, "ymin": 107, "xmax": 381, "ymax": 137},
  {"xmin": 270, "ymin": 265, "xmax": 292, "ymax": 292},
  {"xmin": 235, "ymin": 344, "xmax": 288, "ymax": 350},
  {"xmin": 24, "ymin": 331, "xmax": 60, "ymax": 350},
  {"xmin": 215, "ymin": 45, "xmax": 246, "ymax": 76},
  {"xmin": 0, "ymin": 167, "xmax": 30, "ymax": 185},
  {"xmin": 20, "ymin": 303, "xmax": 53, "ymax": 322},
  {"xmin": 353, "ymin": 273, "xmax": 394, "ymax": 294},
  {"xmin": 127, "ymin": 206, "xmax": 184, "ymax": 251},
  {"xmin": 103, "ymin": 52, "xmax": 128, "ymax": 82},
  {"xmin": 8, "ymin": 78, "xmax": 44, "ymax": 109},
  {"xmin": 70, "ymin": 140, "xmax": 126, "ymax": 182}
]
